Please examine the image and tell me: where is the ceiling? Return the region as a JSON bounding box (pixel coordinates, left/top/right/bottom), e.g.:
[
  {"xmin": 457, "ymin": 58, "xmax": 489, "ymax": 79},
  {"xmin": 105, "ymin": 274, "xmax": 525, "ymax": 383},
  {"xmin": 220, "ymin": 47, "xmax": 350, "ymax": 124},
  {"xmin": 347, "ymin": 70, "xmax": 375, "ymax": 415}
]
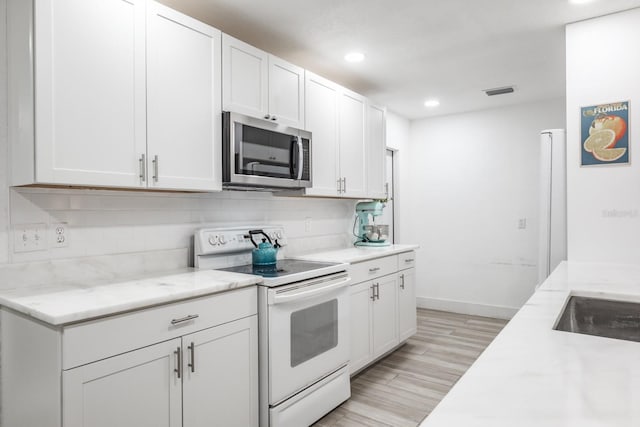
[{"xmin": 158, "ymin": 0, "xmax": 640, "ymax": 119}]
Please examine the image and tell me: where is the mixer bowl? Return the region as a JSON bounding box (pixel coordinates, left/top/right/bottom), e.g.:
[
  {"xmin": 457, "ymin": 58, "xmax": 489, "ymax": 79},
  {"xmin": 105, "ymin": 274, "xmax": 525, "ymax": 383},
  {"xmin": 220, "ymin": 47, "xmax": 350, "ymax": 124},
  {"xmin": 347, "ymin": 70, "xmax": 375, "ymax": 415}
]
[{"xmin": 363, "ymin": 224, "xmax": 389, "ymax": 242}]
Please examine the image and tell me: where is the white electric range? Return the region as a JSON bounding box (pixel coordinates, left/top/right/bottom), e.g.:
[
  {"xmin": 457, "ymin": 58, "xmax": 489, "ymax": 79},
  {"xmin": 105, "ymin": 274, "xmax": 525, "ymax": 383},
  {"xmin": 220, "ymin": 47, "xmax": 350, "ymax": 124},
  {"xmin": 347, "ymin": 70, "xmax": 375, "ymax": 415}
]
[{"xmin": 194, "ymin": 226, "xmax": 351, "ymax": 427}]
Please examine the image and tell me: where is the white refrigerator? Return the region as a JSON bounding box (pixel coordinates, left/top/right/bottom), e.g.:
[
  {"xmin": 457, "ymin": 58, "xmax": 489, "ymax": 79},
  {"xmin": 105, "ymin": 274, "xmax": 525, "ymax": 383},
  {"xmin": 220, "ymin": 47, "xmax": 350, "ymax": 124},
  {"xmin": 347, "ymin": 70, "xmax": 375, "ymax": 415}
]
[{"xmin": 538, "ymin": 129, "xmax": 567, "ymax": 285}]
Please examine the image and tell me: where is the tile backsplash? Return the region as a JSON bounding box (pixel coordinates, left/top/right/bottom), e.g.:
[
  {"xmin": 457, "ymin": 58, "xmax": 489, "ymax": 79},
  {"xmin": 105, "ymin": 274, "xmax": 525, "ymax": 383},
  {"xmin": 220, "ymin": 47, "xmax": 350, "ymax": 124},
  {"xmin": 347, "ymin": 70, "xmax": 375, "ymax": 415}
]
[{"xmin": 5, "ymin": 187, "xmax": 358, "ymax": 266}]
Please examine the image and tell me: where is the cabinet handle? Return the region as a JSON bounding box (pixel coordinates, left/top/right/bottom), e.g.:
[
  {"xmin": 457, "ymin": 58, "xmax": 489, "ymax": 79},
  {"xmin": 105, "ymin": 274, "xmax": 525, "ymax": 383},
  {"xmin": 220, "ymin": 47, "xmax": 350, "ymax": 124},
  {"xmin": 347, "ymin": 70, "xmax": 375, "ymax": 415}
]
[
  {"xmin": 174, "ymin": 347, "xmax": 182, "ymax": 379},
  {"xmin": 385, "ymin": 182, "xmax": 389, "ymax": 199},
  {"xmin": 337, "ymin": 178, "xmax": 342, "ymax": 193},
  {"xmin": 271, "ymin": 116, "xmax": 277, "ymax": 121},
  {"xmin": 369, "ymin": 267, "xmax": 380, "ymax": 273},
  {"xmin": 188, "ymin": 342, "xmax": 195, "ymax": 373},
  {"xmin": 264, "ymin": 114, "xmax": 271, "ymax": 119},
  {"xmin": 139, "ymin": 154, "xmax": 146, "ymax": 182},
  {"xmin": 370, "ymin": 284, "xmax": 376, "ymax": 301},
  {"xmin": 342, "ymin": 177, "xmax": 347, "ymax": 193},
  {"xmin": 404, "ymin": 258, "xmax": 414, "ymax": 263},
  {"xmin": 375, "ymin": 283, "xmax": 380, "ymax": 300},
  {"xmin": 170, "ymin": 314, "xmax": 199, "ymax": 325},
  {"xmin": 400, "ymin": 273, "xmax": 405, "ymax": 290},
  {"xmin": 152, "ymin": 155, "xmax": 159, "ymax": 182}
]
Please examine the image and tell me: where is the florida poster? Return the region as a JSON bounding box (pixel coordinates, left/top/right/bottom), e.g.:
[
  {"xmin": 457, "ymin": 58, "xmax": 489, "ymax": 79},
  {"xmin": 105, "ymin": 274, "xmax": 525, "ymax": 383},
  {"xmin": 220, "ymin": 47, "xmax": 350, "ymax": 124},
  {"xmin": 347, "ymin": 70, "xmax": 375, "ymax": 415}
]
[{"xmin": 581, "ymin": 101, "xmax": 629, "ymax": 166}]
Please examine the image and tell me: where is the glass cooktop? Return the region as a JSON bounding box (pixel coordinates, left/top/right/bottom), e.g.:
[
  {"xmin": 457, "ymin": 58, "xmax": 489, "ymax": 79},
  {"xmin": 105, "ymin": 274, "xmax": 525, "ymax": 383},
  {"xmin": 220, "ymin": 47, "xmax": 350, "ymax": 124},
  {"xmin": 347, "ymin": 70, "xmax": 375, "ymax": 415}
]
[{"xmin": 218, "ymin": 259, "xmax": 341, "ymax": 279}]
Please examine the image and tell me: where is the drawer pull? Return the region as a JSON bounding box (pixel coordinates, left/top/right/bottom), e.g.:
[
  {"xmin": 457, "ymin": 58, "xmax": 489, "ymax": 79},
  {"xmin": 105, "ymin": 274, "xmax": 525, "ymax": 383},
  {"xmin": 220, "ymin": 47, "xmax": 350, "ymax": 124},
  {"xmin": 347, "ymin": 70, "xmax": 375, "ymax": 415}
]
[
  {"xmin": 171, "ymin": 314, "xmax": 199, "ymax": 325},
  {"xmin": 368, "ymin": 267, "xmax": 381, "ymax": 273},
  {"xmin": 404, "ymin": 258, "xmax": 414, "ymax": 263}
]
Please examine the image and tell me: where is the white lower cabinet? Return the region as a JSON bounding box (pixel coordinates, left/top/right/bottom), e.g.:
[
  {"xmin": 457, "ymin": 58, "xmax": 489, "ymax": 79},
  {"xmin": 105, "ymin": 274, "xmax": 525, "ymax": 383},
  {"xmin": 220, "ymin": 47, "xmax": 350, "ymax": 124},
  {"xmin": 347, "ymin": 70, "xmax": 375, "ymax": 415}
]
[
  {"xmin": 398, "ymin": 268, "xmax": 417, "ymax": 342},
  {"xmin": 0, "ymin": 287, "xmax": 258, "ymax": 427},
  {"xmin": 349, "ymin": 281, "xmax": 374, "ymax": 371},
  {"xmin": 63, "ymin": 338, "xmax": 183, "ymax": 427},
  {"xmin": 372, "ymin": 274, "xmax": 399, "ymax": 356},
  {"xmin": 182, "ymin": 317, "xmax": 258, "ymax": 427},
  {"xmin": 348, "ymin": 252, "xmax": 417, "ymax": 375}
]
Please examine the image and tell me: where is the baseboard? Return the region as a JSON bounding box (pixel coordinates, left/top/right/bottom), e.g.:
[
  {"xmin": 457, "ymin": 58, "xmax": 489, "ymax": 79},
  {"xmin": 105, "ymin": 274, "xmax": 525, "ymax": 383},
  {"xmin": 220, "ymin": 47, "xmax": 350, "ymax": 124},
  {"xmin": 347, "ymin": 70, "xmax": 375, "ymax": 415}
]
[{"xmin": 416, "ymin": 296, "xmax": 518, "ymax": 320}]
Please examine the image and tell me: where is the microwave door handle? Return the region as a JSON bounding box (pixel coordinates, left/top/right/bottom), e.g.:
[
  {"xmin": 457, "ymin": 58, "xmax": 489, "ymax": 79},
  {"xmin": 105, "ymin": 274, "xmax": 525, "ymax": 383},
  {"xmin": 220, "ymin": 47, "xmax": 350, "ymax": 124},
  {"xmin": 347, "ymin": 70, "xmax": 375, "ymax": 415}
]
[
  {"xmin": 289, "ymin": 138, "xmax": 296, "ymax": 178},
  {"xmin": 296, "ymin": 136, "xmax": 303, "ymax": 180}
]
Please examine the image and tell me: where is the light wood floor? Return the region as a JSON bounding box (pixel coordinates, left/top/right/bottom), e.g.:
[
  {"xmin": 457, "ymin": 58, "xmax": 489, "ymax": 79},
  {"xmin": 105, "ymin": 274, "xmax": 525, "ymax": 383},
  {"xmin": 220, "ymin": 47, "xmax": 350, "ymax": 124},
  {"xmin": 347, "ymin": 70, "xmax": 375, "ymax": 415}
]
[{"xmin": 313, "ymin": 308, "xmax": 509, "ymax": 427}]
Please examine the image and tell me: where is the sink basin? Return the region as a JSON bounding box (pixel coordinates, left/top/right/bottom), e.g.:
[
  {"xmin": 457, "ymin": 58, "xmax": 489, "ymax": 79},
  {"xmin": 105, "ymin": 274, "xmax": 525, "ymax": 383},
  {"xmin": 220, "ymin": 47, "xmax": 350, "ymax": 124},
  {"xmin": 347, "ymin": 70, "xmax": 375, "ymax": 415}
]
[{"xmin": 554, "ymin": 296, "xmax": 640, "ymax": 343}]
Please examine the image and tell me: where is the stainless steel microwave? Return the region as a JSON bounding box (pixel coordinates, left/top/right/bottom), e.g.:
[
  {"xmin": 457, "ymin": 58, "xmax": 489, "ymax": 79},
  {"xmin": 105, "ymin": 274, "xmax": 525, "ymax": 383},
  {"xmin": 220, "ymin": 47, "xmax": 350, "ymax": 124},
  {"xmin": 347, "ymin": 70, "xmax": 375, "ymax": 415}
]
[{"xmin": 222, "ymin": 112, "xmax": 312, "ymax": 190}]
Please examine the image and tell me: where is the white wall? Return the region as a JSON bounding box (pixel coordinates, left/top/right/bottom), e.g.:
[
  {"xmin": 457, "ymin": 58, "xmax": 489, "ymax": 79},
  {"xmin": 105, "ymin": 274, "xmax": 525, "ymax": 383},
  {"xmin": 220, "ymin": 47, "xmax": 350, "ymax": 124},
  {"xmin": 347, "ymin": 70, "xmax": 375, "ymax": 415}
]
[
  {"xmin": 566, "ymin": 9, "xmax": 640, "ymax": 263},
  {"xmin": 407, "ymin": 99, "xmax": 565, "ymax": 318}
]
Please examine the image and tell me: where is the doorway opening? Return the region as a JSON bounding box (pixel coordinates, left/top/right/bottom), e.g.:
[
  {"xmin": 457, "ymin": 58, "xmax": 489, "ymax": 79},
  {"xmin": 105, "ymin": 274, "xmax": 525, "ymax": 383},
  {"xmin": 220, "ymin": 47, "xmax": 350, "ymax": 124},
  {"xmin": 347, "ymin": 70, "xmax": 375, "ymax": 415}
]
[{"xmin": 379, "ymin": 149, "xmax": 395, "ymax": 243}]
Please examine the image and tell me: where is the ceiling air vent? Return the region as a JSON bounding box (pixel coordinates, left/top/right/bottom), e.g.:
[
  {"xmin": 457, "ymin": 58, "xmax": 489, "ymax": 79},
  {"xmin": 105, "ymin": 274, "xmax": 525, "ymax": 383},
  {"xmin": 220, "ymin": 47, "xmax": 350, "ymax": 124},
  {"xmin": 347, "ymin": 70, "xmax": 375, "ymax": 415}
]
[{"xmin": 484, "ymin": 86, "xmax": 515, "ymax": 96}]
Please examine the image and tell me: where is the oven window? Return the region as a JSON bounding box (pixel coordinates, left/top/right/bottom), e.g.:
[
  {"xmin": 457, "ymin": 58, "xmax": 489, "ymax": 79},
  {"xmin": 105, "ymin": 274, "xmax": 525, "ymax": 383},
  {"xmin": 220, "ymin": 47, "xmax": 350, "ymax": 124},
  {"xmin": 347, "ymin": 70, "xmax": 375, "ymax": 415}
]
[{"xmin": 290, "ymin": 299, "xmax": 338, "ymax": 367}]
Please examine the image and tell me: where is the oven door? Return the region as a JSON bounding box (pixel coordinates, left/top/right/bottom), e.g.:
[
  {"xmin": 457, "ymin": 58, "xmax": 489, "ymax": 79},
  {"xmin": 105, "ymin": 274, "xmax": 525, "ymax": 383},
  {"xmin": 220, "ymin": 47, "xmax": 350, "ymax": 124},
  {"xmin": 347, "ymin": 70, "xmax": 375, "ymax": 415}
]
[{"xmin": 267, "ymin": 273, "xmax": 350, "ymax": 405}]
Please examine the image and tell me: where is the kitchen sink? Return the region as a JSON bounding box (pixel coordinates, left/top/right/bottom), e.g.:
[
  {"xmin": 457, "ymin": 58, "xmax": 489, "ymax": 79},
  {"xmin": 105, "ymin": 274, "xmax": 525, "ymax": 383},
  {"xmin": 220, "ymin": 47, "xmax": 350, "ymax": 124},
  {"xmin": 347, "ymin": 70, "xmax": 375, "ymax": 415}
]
[{"xmin": 554, "ymin": 296, "xmax": 640, "ymax": 343}]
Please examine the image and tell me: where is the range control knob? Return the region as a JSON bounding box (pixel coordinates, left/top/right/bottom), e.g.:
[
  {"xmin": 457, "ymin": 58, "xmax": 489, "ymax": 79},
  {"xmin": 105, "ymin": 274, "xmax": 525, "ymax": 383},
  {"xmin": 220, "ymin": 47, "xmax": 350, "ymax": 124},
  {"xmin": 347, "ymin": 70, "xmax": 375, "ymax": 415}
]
[
  {"xmin": 219, "ymin": 235, "xmax": 227, "ymax": 245},
  {"xmin": 208, "ymin": 235, "xmax": 219, "ymax": 246},
  {"xmin": 276, "ymin": 231, "xmax": 283, "ymax": 239}
]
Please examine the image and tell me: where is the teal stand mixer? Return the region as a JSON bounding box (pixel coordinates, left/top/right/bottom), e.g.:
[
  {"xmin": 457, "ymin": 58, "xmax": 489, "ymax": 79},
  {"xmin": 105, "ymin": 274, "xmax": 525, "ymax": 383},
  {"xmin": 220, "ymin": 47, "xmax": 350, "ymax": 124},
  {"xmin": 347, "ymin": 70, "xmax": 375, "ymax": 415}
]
[{"xmin": 353, "ymin": 201, "xmax": 391, "ymax": 247}]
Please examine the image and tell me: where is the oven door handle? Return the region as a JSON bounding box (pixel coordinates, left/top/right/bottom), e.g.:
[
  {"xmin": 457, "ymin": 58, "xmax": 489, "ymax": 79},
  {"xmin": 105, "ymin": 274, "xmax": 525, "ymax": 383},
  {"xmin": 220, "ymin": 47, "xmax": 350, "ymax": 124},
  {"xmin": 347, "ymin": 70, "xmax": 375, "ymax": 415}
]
[{"xmin": 272, "ymin": 277, "xmax": 351, "ymax": 305}]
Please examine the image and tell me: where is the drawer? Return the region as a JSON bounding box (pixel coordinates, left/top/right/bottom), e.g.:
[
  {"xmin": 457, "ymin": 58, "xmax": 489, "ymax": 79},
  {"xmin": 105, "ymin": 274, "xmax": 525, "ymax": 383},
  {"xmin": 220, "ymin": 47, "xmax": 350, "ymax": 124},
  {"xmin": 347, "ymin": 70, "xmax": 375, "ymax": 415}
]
[
  {"xmin": 62, "ymin": 286, "xmax": 257, "ymax": 370},
  {"xmin": 398, "ymin": 251, "xmax": 416, "ymax": 270},
  {"xmin": 349, "ymin": 255, "xmax": 398, "ymax": 284}
]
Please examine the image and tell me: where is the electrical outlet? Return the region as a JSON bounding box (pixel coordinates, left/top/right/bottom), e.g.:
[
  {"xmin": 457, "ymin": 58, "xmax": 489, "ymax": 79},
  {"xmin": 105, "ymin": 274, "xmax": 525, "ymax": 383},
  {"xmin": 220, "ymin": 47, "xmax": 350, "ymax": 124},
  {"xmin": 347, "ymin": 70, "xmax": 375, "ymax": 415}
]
[
  {"xmin": 13, "ymin": 224, "xmax": 47, "ymax": 253},
  {"xmin": 518, "ymin": 218, "xmax": 527, "ymax": 230},
  {"xmin": 305, "ymin": 217, "xmax": 312, "ymax": 233},
  {"xmin": 51, "ymin": 223, "xmax": 69, "ymax": 248}
]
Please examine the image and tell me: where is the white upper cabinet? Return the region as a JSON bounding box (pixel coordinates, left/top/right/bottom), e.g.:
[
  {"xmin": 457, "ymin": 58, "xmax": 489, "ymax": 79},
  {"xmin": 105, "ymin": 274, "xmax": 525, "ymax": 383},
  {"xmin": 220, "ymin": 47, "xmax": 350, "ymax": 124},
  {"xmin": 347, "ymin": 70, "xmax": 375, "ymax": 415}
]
[
  {"xmin": 366, "ymin": 103, "xmax": 387, "ymax": 200},
  {"xmin": 339, "ymin": 89, "xmax": 367, "ymax": 198},
  {"xmin": 303, "ymin": 72, "xmax": 369, "ymax": 198},
  {"xmin": 304, "ymin": 72, "xmax": 340, "ymax": 196},
  {"xmin": 222, "ymin": 34, "xmax": 305, "ymax": 128},
  {"xmin": 268, "ymin": 56, "xmax": 305, "ymax": 127},
  {"xmin": 8, "ymin": 0, "xmax": 222, "ymax": 192},
  {"xmin": 222, "ymin": 35, "xmax": 269, "ymax": 120},
  {"xmin": 9, "ymin": 0, "xmax": 147, "ymax": 188},
  {"xmin": 146, "ymin": 2, "xmax": 222, "ymax": 191}
]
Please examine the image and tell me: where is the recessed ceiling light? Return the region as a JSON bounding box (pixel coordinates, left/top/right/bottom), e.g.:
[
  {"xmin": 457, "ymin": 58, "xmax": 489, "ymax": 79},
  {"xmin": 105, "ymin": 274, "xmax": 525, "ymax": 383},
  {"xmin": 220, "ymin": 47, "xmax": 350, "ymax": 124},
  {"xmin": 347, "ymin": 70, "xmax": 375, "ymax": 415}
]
[
  {"xmin": 424, "ymin": 99, "xmax": 440, "ymax": 108},
  {"xmin": 569, "ymin": 0, "xmax": 595, "ymax": 4},
  {"xmin": 344, "ymin": 52, "xmax": 365, "ymax": 63}
]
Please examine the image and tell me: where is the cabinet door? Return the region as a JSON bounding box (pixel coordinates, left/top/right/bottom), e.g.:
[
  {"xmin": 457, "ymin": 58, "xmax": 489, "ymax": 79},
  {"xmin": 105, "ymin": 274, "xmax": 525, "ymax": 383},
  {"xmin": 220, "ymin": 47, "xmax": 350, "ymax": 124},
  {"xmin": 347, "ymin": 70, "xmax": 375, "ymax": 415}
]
[
  {"xmin": 182, "ymin": 316, "xmax": 258, "ymax": 427},
  {"xmin": 339, "ymin": 89, "xmax": 367, "ymax": 198},
  {"xmin": 304, "ymin": 72, "xmax": 341, "ymax": 196},
  {"xmin": 398, "ymin": 268, "xmax": 417, "ymax": 342},
  {"xmin": 366, "ymin": 103, "xmax": 387, "ymax": 199},
  {"xmin": 268, "ymin": 55, "xmax": 305, "ymax": 128},
  {"xmin": 222, "ymin": 34, "xmax": 268, "ymax": 119},
  {"xmin": 34, "ymin": 0, "xmax": 147, "ymax": 187},
  {"xmin": 372, "ymin": 274, "xmax": 399, "ymax": 357},
  {"xmin": 349, "ymin": 281, "xmax": 374, "ymax": 374},
  {"xmin": 147, "ymin": 2, "xmax": 222, "ymax": 191},
  {"xmin": 62, "ymin": 338, "xmax": 182, "ymax": 427}
]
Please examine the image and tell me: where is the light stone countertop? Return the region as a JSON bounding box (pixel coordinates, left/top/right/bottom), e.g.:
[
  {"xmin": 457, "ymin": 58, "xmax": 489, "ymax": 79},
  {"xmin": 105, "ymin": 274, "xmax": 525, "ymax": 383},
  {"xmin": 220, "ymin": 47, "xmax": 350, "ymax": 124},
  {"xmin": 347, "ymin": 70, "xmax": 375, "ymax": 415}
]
[
  {"xmin": 0, "ymin": 268, "xmax": 261, "ymax": 326},
  {"xmin": 420, "ymin": 261, "xmax": 640, "ymax": 427},
  {"xmin": 293, "ymin": 244, "xmax": 419, "ymax": 264}
]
